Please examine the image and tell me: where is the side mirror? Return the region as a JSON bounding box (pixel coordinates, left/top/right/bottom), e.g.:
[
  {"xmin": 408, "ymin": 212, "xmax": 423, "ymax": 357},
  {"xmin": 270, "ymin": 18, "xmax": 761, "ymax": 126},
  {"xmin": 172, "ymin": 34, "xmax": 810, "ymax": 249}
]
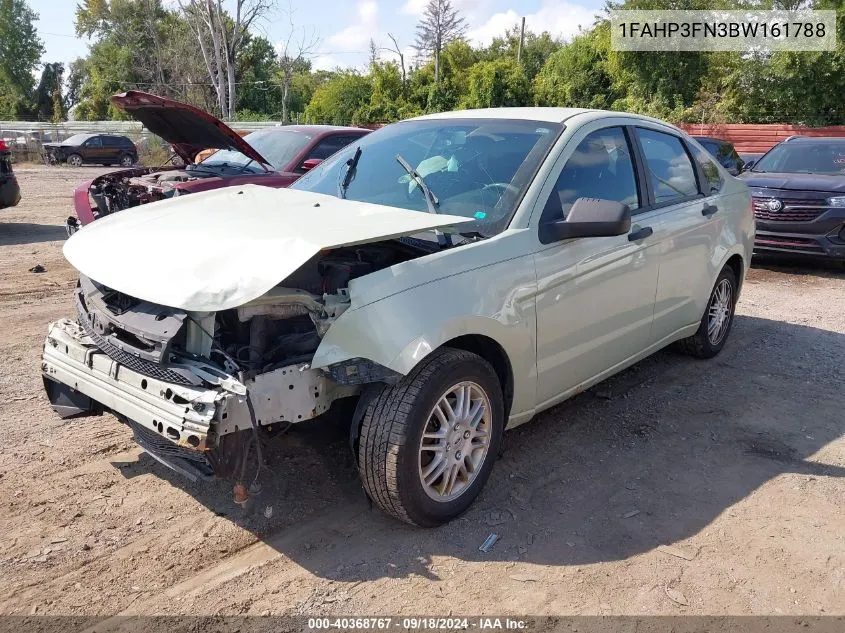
[
  {"xmin": 300, "ymin": 158, "xmax": 322, "ymax": 172},
  {"xmin": 539, "ymin": 198, "xmax": 631, "ymax": 244},
  {"xmin": 741, "ymin": 159, "xmax": 756, "ymax": 172}
]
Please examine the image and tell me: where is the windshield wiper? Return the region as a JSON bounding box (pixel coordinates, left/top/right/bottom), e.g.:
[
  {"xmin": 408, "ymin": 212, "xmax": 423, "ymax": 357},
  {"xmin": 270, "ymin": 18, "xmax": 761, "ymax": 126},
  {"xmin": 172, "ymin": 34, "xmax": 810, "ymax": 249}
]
[
  {"xmin": 235, "ymin": 158, "xmax": 255, "ymax": 174},
  {"xmin": 337, "ymin": 146, "xmax": 362, "ymax": 199},
  {"xmin": 395, "ymin": 153, "xmax": 451, "ymax": 248},
  {"xmin": 396, "ymin": 154, "xmax": 439, "ymax": 213}
]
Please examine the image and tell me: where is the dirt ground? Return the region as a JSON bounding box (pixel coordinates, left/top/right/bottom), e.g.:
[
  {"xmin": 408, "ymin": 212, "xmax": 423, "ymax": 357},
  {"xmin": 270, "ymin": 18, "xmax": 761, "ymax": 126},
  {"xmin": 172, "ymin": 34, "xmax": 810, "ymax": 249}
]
[{"xmin": 1, "ymin": 165, "xmax": 843, "ymax": 619}]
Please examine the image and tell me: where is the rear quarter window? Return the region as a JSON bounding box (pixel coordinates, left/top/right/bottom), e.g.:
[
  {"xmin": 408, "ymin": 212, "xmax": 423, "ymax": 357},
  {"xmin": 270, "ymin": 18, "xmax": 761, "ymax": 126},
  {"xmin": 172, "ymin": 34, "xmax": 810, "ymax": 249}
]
[{"xmin": 690, "ymin": 144, "xmax": 724, "ymax": 194}]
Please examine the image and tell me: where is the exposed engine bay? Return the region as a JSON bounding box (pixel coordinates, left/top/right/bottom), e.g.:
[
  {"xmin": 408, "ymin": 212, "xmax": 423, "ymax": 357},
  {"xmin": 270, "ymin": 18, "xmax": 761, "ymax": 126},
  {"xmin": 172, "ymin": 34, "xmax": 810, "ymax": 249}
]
[
  {"xmin": 88, "ymin": 166, "xmax": 213, "ymax": 218},
  {"xmin": 75, "ymin": 238, "xmax": 435, "ymax": 378},
  {"xmin": 45, "ymin": 237, "xmax": 440, "ymax": 489},
  {"xmin": 43, "ymin": 237, "xmax": 439, "ymax": 496}
]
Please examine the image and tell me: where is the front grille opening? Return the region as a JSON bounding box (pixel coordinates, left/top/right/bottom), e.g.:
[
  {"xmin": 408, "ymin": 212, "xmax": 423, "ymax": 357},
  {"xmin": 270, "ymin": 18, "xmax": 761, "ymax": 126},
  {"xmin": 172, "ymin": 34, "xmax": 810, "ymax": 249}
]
[
  {"xmin": 76, "ymin": 293, "xmax": 195, "ymax": 386},
  {"xmin": 110, "ymin": 327, "xmax": 155, "ymax": 353},
  {"xmin": 752, "ymin": 197, "xmax": 827, "ymax": 223},
  {"xmin": 755, "ymin": 235, "xmax": 824, "ymax": 252}
]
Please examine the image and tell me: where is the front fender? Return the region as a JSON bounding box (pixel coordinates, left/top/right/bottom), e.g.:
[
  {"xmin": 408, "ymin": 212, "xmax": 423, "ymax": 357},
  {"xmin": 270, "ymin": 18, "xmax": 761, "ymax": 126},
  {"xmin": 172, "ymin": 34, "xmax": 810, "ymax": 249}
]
[{"xmin": 311, "ymin": 248, "xmax": 539, "ymax": 422}]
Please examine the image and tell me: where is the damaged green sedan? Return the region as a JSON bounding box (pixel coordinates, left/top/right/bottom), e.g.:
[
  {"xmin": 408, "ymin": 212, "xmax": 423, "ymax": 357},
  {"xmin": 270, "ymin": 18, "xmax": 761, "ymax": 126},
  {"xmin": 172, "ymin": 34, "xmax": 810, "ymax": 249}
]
[{"xmin": 42, "ymin": 109, "xmax": 753, "ymax": 526}]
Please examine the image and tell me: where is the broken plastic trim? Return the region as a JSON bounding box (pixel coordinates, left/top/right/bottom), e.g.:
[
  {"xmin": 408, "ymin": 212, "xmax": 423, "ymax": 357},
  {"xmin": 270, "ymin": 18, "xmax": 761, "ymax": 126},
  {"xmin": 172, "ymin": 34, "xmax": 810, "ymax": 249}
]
[{"xmin": 327, "ymin": 357, "xmax": 402, "ymax": 386}]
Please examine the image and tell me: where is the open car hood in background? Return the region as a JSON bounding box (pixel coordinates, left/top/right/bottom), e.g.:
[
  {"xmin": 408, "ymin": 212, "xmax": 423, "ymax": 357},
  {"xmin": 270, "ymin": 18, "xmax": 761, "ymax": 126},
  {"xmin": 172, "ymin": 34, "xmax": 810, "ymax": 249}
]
[
  {"xmin": 110, "ymin": 90, "xmax": 271, "ymax": 166},
  {"xmin": 63, "ymin": 184, "xmax": 472, "ymax": 312}
]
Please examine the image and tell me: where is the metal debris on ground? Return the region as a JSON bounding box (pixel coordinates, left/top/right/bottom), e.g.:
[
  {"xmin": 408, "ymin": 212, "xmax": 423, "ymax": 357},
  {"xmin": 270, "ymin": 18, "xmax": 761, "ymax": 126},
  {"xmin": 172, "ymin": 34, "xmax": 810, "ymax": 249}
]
[
  {"xmin": 29, "ymin": 264, "xmax": 46, "ymax": 273},
  {"xmin": 622, "ymin": 509, "xmax": 640, "ymax": 518},
  {"xmin": 478, "ymin": 533, "xmax": 499, "ymax": 553},
  {"xmin": 664, "ymin": 584, "xmax": 690, "ymax": 606},
  {"xmin": 509, "ymin": 573, "xmax": 539, "ymax": 582}
]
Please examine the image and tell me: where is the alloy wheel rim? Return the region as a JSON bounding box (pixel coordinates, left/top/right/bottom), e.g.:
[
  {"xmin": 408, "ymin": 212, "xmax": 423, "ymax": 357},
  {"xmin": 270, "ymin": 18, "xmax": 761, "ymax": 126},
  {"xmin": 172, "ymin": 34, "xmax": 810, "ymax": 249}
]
[
  {"xmin": 69, "ymin": 156, "xmax": 81, "ymax": 166},
  {"xmin": 418, "ymin": 381, "xmax": 492, "ymax": 502},
  {"xmin": 707, "ymin": 279, "xmax": 733, "ymax": 345}
]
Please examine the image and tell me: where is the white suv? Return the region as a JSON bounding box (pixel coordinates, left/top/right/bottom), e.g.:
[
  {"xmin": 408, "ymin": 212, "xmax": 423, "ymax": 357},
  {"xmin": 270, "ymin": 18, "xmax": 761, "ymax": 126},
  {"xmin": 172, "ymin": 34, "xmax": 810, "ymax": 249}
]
[{"xmin": 42, "ymin": 108, "xmax": 753, "ymax": 526}]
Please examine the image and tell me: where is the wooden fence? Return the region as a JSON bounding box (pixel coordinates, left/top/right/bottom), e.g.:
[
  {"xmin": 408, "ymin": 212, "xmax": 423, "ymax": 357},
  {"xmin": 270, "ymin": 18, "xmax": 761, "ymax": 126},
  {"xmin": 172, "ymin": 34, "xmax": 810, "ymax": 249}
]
[{"xmin": 677, "ymin": 123, "xmax": 845, "ymax": 154}]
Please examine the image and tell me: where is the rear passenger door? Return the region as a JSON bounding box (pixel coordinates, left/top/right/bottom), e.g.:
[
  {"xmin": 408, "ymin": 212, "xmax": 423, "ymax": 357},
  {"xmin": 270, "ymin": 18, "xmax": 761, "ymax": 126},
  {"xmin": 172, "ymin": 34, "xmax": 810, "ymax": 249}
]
[
  {"xmin": 632, "ymin": 127, "xmax": 721, "ymax": 343},
  {"xmin": 101, "ymin": 136, "xmax": 122, "ymax": 161}
]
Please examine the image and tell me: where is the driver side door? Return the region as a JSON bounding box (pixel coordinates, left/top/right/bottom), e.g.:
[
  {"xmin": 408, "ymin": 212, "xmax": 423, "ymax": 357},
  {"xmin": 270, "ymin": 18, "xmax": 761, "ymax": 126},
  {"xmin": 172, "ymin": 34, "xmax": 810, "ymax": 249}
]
[{"xmin": 533, "ymin": 123, "xmax": 660, "ymax": 407}]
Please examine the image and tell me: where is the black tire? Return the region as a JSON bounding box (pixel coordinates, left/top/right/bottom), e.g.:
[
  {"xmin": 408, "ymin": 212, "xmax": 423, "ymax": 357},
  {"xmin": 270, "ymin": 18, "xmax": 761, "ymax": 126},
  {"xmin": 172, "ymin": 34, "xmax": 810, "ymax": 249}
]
[
  {"xmin": 67, "ymin": 153, "xmax": 83, "ymax": 167},
  {"xmin": 119, "ymin": 154, "xmax": 135, "ymax": 167},
  {"xmin": 676, "ymin": 266, "xmax": 738, "ymax": 359},
  {"xmin": 358, "ymin": 348, "xmax": 504, "ymax": 527}
]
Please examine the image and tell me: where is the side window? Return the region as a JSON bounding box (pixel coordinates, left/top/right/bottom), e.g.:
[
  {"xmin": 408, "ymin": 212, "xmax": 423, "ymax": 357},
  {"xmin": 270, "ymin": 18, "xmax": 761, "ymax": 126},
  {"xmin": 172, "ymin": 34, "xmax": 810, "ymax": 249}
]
[
  {"xmin": 690, "ymin": 144, "xmax": 724, "ymax": 194},
  {"xmin": 541, "ymin": 127, "xmax": 639, "ymax": 222},
  {"xmin": 102, "ymin": 137, "xmax": 118, "ymax": 147},
  {"xmin": 307, "ymin": 136, "xmax": 349, "ymax": 161},
  {"xmin": 84, "ymin": 137, "xmax": 102, "ymax": 148},
  {"xmin": 636, "ymin": 128, "xmax": 698, "ymax": 204}
]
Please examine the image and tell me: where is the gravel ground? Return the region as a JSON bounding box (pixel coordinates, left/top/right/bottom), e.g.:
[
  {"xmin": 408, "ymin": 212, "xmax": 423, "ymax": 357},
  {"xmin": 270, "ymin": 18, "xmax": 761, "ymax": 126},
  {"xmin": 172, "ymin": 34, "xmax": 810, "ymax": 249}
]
[{"xmin": 0, "ymin": 165, "xmax": 843, "ymax": 618}]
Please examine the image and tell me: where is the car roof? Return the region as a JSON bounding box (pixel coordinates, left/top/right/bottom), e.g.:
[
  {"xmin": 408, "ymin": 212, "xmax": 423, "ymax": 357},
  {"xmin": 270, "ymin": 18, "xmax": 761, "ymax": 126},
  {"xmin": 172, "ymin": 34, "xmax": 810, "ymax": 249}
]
[
  {"xmin": 408, "ymin": 108, "xmax": 698, "ymax": 131},
  {"xmin": 781, "ymin": 136, "xmax": 845, "ymax": 143},
  {"xmin": 411, "ymin": 107, "xmax": 592, "ymax": 123},
  {"xmin": 263, "ymin": 125, "xmax": 368, "ymax": 135}
]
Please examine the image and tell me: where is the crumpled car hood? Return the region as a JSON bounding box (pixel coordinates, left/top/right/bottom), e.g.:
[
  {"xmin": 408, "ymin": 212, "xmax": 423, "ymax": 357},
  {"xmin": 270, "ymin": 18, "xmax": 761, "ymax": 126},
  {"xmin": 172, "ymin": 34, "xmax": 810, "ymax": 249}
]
[{"xmin": 63, "ymin": 184, "xmax": 470, "ymax": 312}]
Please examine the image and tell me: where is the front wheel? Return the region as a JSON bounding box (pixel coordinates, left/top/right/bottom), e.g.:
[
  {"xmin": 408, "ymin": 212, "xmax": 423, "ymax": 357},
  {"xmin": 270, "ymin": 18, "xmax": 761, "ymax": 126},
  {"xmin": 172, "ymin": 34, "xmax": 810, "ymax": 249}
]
[
  {"xmin": 66, "ymin": 153, "xmax": 83, "ymax": 167},
  {"xmin": 358, "ymin": 348, "xmax": 504, "ymax": 526},
  {"xmin": 676, "ymin": 266, "xmax": 738, "ymax": 359}
]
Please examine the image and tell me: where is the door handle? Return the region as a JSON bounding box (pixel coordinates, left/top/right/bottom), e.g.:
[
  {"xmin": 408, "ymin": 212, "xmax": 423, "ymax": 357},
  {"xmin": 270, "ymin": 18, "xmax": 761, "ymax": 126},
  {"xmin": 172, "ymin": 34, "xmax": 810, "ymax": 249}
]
[
  {"xmin": 628, "ymin": 226, "xmax": 653, "ymax": 241},
  {"xmin": 702, "ymin": 204, "xmax": 719, "ymax": 217}
]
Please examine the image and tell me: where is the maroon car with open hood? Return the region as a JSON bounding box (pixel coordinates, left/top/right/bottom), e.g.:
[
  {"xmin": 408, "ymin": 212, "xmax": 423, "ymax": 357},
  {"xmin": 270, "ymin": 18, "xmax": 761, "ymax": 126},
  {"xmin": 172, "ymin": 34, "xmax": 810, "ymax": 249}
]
[{"xmin": 67, "ymin": 91, "xmax": 369, "ymax": 234}]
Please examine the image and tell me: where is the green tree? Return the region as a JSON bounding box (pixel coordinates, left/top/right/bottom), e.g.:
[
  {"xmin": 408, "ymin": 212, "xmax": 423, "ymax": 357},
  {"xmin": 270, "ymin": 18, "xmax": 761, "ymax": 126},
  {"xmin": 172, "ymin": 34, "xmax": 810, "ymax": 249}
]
[
  {"xmin": 533, "ymin": 27, "xmax": 616, "ymax": 109},
  {"xmin": 460, "ymin": 58, "xmax": 530, "ymax": 109},
  {"xmin": 74, "ymin": 0, "xmax": 214, "ymax": 120},
  {"xmin": 482, "ymin": 27, "xmax": 562, "ymax": 82},
  {"xmin": 0, "ymin": 0, "xmax": 44, "ymax": 117},
  {"xmin": 34, "ymin": 62, "xmax": 64, "ymax": 121},
  {"xmin": 356, "ymin": 61, "xmax": 423, "ymax": 124},
  {"xmin": 413, "ymin": 0, "xmax": 467, "ymax": 85},
  {"xmin": 304, "ymin": 72, "xmax": 372, "ymax": 125},
  {"xmin": 236, "ymin": 36, "xmax": 281, "ymax": 117}
]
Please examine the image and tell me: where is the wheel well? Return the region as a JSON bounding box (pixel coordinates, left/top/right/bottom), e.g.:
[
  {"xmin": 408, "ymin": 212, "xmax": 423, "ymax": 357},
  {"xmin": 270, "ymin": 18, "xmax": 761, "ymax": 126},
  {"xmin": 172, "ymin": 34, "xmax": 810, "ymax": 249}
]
[
  {"xmin": 443, "ymin": 335, "xmax": 514, "ymax": 418},
  {"xmin": 725, "ymin": 254, "xmax": 744, "ymax": 292}
]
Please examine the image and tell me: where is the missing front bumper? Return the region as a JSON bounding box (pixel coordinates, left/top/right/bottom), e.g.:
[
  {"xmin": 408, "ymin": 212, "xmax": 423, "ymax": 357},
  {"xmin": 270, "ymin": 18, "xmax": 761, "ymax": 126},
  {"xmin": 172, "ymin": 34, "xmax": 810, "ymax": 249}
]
[{"xmin": 41, "ymin": 319, "xmax": 356, "ymax": 468}]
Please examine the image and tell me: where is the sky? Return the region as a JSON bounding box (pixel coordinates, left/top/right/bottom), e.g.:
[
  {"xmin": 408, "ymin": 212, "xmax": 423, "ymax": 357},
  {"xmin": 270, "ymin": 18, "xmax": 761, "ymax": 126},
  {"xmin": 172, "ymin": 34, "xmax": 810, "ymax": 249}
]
[{"xmin": 29, "ymin": 0, "xmax": 603, "ymax": 74}]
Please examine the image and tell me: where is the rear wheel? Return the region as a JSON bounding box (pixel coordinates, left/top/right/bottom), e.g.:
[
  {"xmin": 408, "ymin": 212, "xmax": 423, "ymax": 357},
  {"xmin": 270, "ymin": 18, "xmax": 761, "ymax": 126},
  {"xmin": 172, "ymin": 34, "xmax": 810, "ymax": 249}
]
[
  {"xmin": 67, "ymin": 153, "xmax": 83, "ymax": 167},
  {"xmin": 677, "ymin": 266, "xmax": 738, "ymax": 359},
  {"xmin": 358, "ymin": 348, "xmax": 504, "ymax": 526},
  {"xmin": 119, "ymin": 154, "xmax": 135, "ymax": 167}
]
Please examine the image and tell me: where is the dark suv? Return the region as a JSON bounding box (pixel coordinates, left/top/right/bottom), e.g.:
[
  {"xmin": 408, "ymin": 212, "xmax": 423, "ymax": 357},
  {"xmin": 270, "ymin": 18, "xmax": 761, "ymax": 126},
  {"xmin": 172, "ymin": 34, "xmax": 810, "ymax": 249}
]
[
  {"xmin": 0, "ymin": 139, "xmax": 21, "ymax": 209},
  {"xmin": 43, "ymin": 134, "xmax": 138, "ymax": 167},
  {"xmin": 693, "ymin": 136, "xmax": 744, "ymax": 175},
  {"xmin": 740, "ymin": 136, "xmax": 845, "ymax": 261}
]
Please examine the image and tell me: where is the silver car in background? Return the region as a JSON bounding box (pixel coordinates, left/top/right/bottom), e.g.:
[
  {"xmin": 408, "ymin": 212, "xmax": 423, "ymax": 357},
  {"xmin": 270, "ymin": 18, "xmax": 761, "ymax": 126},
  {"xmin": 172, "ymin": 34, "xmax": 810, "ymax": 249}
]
[{"xmin": 42, "ymin": 108, "xmax": 753, "ymax": 526}]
